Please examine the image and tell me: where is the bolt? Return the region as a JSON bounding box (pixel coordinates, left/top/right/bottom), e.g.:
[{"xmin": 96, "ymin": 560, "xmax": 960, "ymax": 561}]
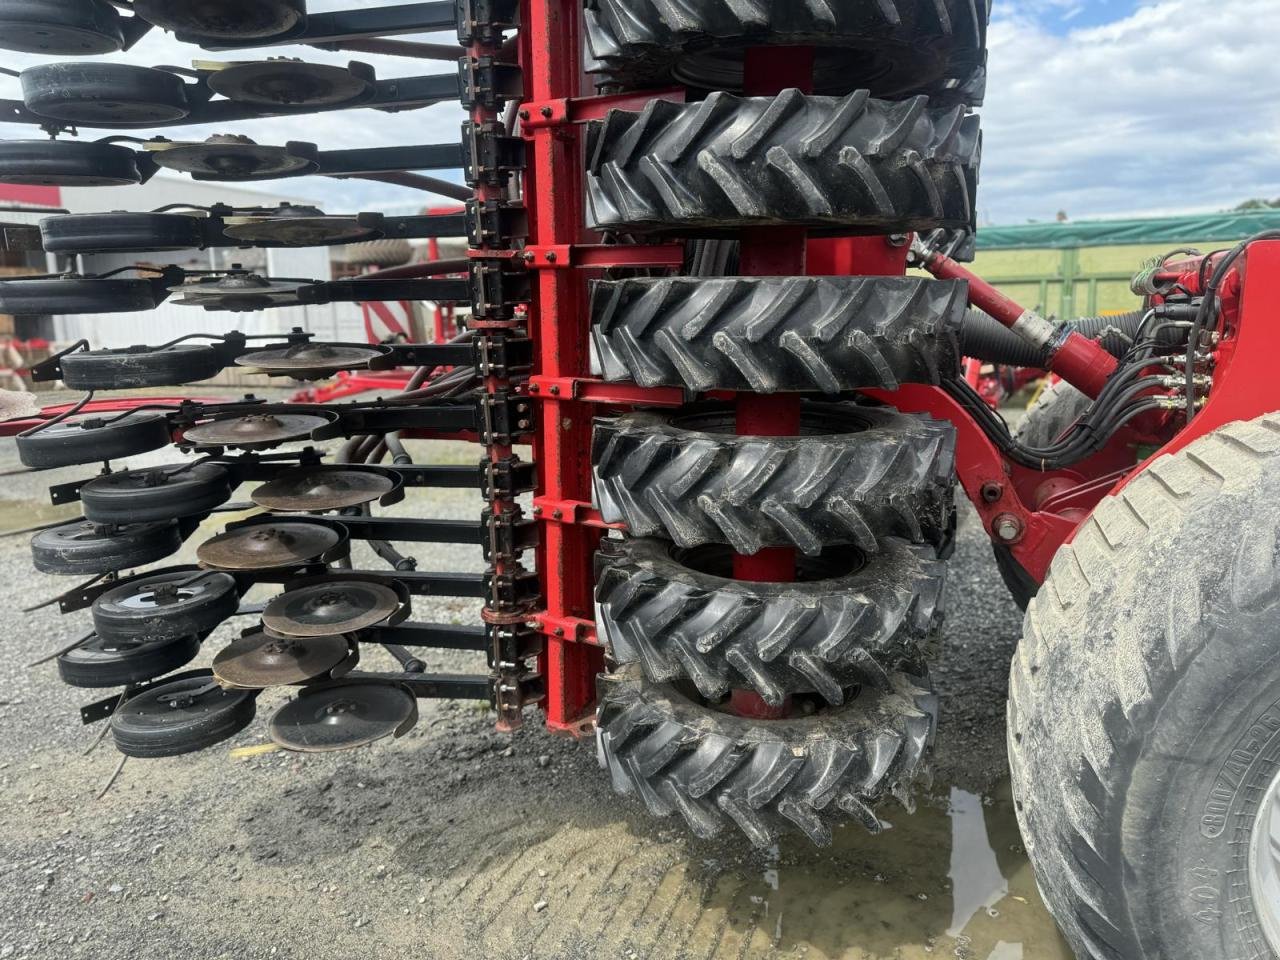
[
  {"xmin": 519, "ymin": 110, "xmax": 530, "ymax": 121},
  {"xmin": 549, "ymin": 385, "xmax": 560, "ymax": 396},
  {"xmin": 993, "ymin": 514, "xmax": 1023, "ymax": 543},
  {"xmin": 980, "ymin": 482, "xmax": 1003, "ymax": 503},
  {"xmin": 531, "ymin": 506, "xmax": 542, "ymax": 516},
  {"xmin": 540, "ymin": 106, "xmax": 553, "ymax": 118},
  {"xmin": 552, "ymin": 510, "xmax": 563, "ymax": 520},
  {"xmin": 545, "ymin": 251, "xmax": 557, "ymax": 263},
  {"xmin": 522, "ymin": 251, "xmax": 534, "ymax": 263},
  {"xmin": 553, "ymin": 627, "xmax": 565, "ymax": 637},
  {"xmin": 887, "ymin": 233, "xmax": 910, "ymax": 248},
  {"xmin": 528, "ymin": 383, "xmax": 539, "ymax": 393}
]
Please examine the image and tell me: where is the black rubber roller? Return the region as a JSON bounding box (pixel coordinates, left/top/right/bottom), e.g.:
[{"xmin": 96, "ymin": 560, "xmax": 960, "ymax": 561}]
[
  {"xmin": 0, "ymin": 140, "xmax": 141, "ymax": 187},
  {"xmin": 57, "ymin": 632, "xmax": 202, "ymax": 689},
  {"xmin": 110, "ymin": 672, "xmax": 257, "ymax": 758},
  {"xmin": 21, "ymin": 63, "xmax": 190, "ymax": 125},
  {"xmin": 92, "ymin": 569, "xmax": 239, "ymax": 642},
  {"xmin": 17, "ymin": 412, "xmax": 171, "ymax": 470},
  {"xmin": 596, "ymin": 663, "xmax": 937, "ymax": 848},
  {"xmin": 0, "ymin": 0, "xmax": 127, "ymax": 55},
  {"xmin": 60, "ymin": 344, "xmax": 223, "ymax": 390},
  {"xmin": 31, "ymin": 518, "xmax": 182, "ymax": 575},
  {"xmin": 591, "ymin": 276, "xmax": 966, "ymax": 393},
  {"xmin": 584, "ymin": 0, "xmax": 988, "ymax": 106},
  {"xmin": 596, "ymin": 537, "xmax": 944, "ymax": 707},
  {"xmin": 593, "ymin": 403, "xmax": 956, "ymax": 556},
  {"xmin": 80, "ymin": 462, "xmax": 232, "ymax": 524},
  {"xmin": 133, "ymin": 0, "xmax": 305, "ymax": 40},
  {"xmin": 0, "ymin": 277, "xmax": 161, "ymax": 316},
  {"xmin": 41, "ymin": 213, "xmax": 205, "ymax": 255},
  {"xmin": 586, "ymin": 90, "xmax": 981, "ymax": 235}
]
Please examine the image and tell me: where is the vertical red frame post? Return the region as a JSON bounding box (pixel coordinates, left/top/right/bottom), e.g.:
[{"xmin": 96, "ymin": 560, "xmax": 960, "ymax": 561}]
[{"xmin": 522, "ymin": 0, "xmax": 604, "ymax": 734}]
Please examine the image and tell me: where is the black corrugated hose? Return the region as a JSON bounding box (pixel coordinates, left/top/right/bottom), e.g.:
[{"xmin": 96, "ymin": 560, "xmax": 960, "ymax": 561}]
[{"xmin": 959, "ymin": 309, "xmax": 1149, "ymax": 368}]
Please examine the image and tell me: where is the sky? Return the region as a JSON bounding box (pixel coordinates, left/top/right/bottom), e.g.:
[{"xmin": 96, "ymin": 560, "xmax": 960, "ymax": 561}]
[{"xmin": 2, "ymin": 0, "xmax": 1278, "ymax": 226}]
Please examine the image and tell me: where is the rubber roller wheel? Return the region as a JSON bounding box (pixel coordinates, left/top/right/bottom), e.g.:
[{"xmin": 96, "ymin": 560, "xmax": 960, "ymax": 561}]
[
  {"xmin": 596, "ymin": 663, "xmax": 937, "ymax": 848},
  {"xmin": 60, "ymin": 343, "xmax": 223, "ymax": 391},
  {"xmin": 593, "ymin": 403, "xmax": 956, "ymax": 556},
  {"xmin": 110, "ymin": 672, "xmax": 257, "ymax": 759},
  {"xmin": 0, "ymin": 277, "xmax": 161, "ymax": 316},
  {"xmin": 57, "ymin": 633, "xmax": 202, "ymax": 689},
  {"xmin": 591, "ymin": 276, "xmax": 966, "ymax": 393},
  {"xmin": 41, "ymin": 212, "xmax": 205, "ymax": 255},
  {"xmin": 80, "ymin": 462, "xmax": 232, "ymax": 525},
  {"xmin": 92, "ymin": 570, "xmax": 239, "ymax": 642},
  {"xmin": 133, "ymin": 0, "xmax": 305, "ymax": 40},
  {"xmin": 31, "ymin": 518, "xmax": 182, "ymax": 575},
  {"xmin": 21, "ymin": 63, "xmax": 190, "ymax": 125},
  {"xmin": 0, "ymin": 0, "xmax": 126, "ymax": 55},
  {"xmin": 596, "ymin": 537, "xmax": 943, "ymax": 707},
  {"xmin": 586, "ymin": 90, "xmax": 981, "ymax": 235},
  {"xmin": 338, "ymin": 239, "xmax": 414, "ymax": 269},
  {"xmin": 0, "ymin": 140, "xmax": 141, "ymax": 187},
  {"xmin": 16, "ymin": 411, "xmax": 171, "ymax": 470},
  {"xmin": 584, "ymin": 0, "xmax": 988, "ymax": 106}
]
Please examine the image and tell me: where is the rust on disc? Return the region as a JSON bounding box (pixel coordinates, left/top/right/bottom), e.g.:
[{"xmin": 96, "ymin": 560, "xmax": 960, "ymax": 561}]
[
  {"xmin": 268, "ymin": 683, "xmax": 418, "ymax": 752},
  {"xmin": 151, "ymin": 135, "xmax": 313, "ymax": 179},
  {"xmin": 197, "ymin": 520, "xmax": 341, "ymax": 570},
  {"xmin": 262, "ymin": 580, "xmax": 401, "ymax": 638},
  {"xmin": 235, "ymin": 342, "xmax": 385, "ymax": 376},
  {"xmin": 213, "ymin": 630, "xmax": 353, "ymax": 689},
  {"xmin": 183, "ymin": 413, "xmax": 329, "ymax": 449},
  {"xmin": 251, "ymin": 466, "xmax": 395, "ymax": 512}
]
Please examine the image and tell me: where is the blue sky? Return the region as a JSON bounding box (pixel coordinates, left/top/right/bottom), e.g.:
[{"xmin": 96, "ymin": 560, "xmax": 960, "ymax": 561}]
[{"xmin": 0, "ymin": 0, "xmax": 1275, "ymax": 227}]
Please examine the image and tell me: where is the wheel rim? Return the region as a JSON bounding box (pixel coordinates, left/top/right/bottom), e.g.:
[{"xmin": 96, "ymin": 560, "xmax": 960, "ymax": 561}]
[{"xmin": 1250, "ymin": 768, "xmax": 1280, "ymax": 952}]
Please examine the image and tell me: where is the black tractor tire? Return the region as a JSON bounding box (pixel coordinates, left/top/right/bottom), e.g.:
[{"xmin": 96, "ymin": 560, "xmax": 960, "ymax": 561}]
[
  {"xmin": 596, "ymin": 663, "xmax": 936, "ymax": 848},
  {"xmin": 31, "ymin": 519, "xmax": 183, "ymax": 576},
  {"xmin": 583, "ymin": 0, "xmax": 988, "ymax": 106},
  {"xmin": 586, "ymin": 90, "xmax": 980, "ymax": 235},
  {"xmin": 57, "ymin": 633, "xmax": 202, "ymax": 689},
  {"xmin": 592, "ymin": 403, "xmax": 956, "ymax": 556},
  {"xmin": 596, "ymin": 536, "xmax": 944, "ymax": 707},
  {"xmin": 1014, "ymin": 378, "xmax": 1092, "ymax": 449},
  {"xmin": 591, "ymin": 275, "xmax": 966, "ymax": 394},
  {"xmin": 1008, "ymin": 412, "xmax": 1280, "ymax": 960}
]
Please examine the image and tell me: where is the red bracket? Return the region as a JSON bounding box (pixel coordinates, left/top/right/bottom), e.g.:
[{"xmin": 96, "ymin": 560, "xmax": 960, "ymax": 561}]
[
  {"xmin": 534, "ymin": 612, "xmax": 600, "ymax": 646},
  {"xmin": 527, "ymin": 376, "xmax": 689, "ymax": 407},
  {"xmin": 532, "ymin": 497, "xmax": 623, "ymax": 530},
  {"xmin": 520, "ymin": 243, "xmax": 684, "ymax": 270},
  {"xmin": 520, "ymin": 88, "xmax": 686, "ymax": 131}
]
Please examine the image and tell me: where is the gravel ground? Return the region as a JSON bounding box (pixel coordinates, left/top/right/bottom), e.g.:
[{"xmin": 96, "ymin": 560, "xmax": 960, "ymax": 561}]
[{"xmin": 0, "ymin": 418, "xmax": 1067, "ymax": 960}]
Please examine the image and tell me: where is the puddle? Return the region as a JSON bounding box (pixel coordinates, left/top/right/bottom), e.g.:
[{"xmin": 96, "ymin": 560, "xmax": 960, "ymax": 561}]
[{"xmin": 688, "ymin": 780, "xmax": 1072, "ymax": 959}]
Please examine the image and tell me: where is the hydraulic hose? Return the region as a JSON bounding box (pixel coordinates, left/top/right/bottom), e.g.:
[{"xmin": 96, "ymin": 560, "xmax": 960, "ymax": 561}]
[{"xmin": 959, "ymin": 309, "xmax": 1149, "ymax": 368}]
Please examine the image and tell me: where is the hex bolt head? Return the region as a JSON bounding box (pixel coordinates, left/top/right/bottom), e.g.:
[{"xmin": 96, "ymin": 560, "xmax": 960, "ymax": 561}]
[{"xmin": 994, "ymin": 513, "xmax": 1024, "ymax": 543}]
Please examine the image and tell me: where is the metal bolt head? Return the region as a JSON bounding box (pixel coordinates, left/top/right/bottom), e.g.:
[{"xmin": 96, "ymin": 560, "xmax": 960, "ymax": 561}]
[
  {"xmin": 553, "ymin": 627, "xmax": 565, "ymax": 637},
  {"xmin": 980, "ymin": 482, "xmax": 1003, "ymax": 504},
  {"xmin": 519, "ymin": 110, "xmax": 530, "ymax": 121},
  {"xmin": 551, "ymin": 509, "xmax": 563, "ymax": 520},
  {"xmin": 544, "ymin": 251, "xmax": 556, "ymax": 263},
  {"xmin": 549, "ymin": 385, "xmax": 560, "ymax": 396},
  {"xmin": 993, "ymin": 513, "xmax": 1024, "ymax": 543},
  {"xmin": 540, "ymin": 106, "xmax": 553, "ymax": 118}
]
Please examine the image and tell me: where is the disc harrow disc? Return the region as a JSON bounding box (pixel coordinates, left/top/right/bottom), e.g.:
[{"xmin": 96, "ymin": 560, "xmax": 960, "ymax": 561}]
[
  {"xmin": 196, "ymin": 520, "xmax": 343, "ymax": 571},
  {"xmin": 93, "ymin": 569, "xmax": 240, "ymax": 641},
  {"xmin": 152, "ymin": 136, "xmax": 314, "ymax": 181},
  {"xmin": 209, "ymin": 60, "xmax": 370, "ymax": 108},
  {"xmin": 263, "ymin": 580, "xmax": 401, "ymax": 638},
  {"xmin": 57, "ymin": 632, "xmax": 202, "ymax": 688},
  {"xmin": 251, "ymin": 466, "xmax": 396, "ymax": 512},
  {"xmin": 110, "ymin": 672, "xmax": 256, "ymax": 758},
  {"xmin": 133, "ymin": 0, "xmax": 305, "ymax": 40},
  {"xmin": 171, "ymin": 273, "xmax": 305, "ymax": 311},
  {"xmin": 0, "ymin": 139, "xmax": 141, "ymax": 186},
  {"xmin": 80, "ymin": 462, "xmax": 232, "ymax": 524},
  {"xmin": 41, "ymin": 212, "xmax": 205, "ymax": 255},
  {"xmin": 213, "ymin": 631, "xmax": 354, "ymax": 689},
  {"xmin": 236, "ymin": 342, "xmax": 385, "ymax": 377},
  {"xmin": 0, "ymin": 0, "xmax": 126, "ymax": 55},
  {"xmin": 183, "ymin": 412, "xmax": 329, "ymax": 450},
  {"xmin": 60, "ymin": 343, "xmax": 223, "ymax": 390},
  {"xmin": 16, "ymin": 411, "xmax": 170, "ymax": 469},
  {"xmin": 22, "ymin": 63, "xmax": 190, "ymax": 125},
  {"xmin": 222, "ymin": 216, "xmax": 374, "ymax": 247},
  {"xmin": 0, "ymin": 277, "xmax": 161, "ymax": 316},
  {"xmin": 31, "ymin": 518, "xmax": 182, "ymax": 575},
  {"xmin": 268, "ymin": 682, "xmax": 417, "ymax": 753}
]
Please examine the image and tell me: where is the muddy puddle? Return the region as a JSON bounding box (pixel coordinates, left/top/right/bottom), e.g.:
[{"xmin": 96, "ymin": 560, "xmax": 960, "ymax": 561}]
[{"xmin": 675, "ymin": 780, "xmax": 1072, "ymax": 959}]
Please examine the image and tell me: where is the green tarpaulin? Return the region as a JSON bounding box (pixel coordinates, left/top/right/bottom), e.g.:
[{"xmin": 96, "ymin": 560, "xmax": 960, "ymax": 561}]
[{"xmin": 976, "ymin": 210, "xmax": 1280, "ymax": 251}]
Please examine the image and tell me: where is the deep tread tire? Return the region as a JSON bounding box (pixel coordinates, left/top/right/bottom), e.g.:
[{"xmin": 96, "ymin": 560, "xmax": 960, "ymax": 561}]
[
  {"xmin": 597, "ymin": 663, "xmax": 936, "ymax": 848},
  {"xmin": 1009, "ymin": 412, "xmax": 1280, "ymax": 960},
  {"xmin": 584, "ymin": 0, "xmax": 988, "ymax": 106},
  {"xmin": 591, "ymin": 275, "xmax": 966, "ymax": 393},
  {"xmin": 1014, "ymin": 378, "xmax": 1092, "ymax": 449},
  {"xmin": 586, "ymin": 90, "xmax": 980, "ymax": 235},
  {"xmin": 593, "ymin": 403, "xmax": 956, "ymax": 556},
  {"xmin": 596, "ymin": 537, "xmax": 944, "ymax": 707}
]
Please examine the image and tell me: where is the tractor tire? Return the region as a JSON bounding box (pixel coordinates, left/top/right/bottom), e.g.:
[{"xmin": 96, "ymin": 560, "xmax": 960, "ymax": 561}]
[
  {"xmin": 583, "ymin": 0, "xmax": 988, "ymax": 107},
  {"xmin": 586, "ymin": 90, "xmax": 981, "ymax": 235},
  {"xmin": 339, "ymin": 239, "xmax": 414, "ymax": 269},
  {"xmin": 1014, "ymin": 378, "xmax": 1092, "ymax": 449},
  {"xmin": 590, "ymin": 275, "xmax": 966, "ymax": 393},
  {"xmin": 1008, "ymin": 412, "xmax": 1280, "ymax": 960},
  {"xmin": 592, "ymin": 403, "xmax": 956, "ymax": 556},
  {"xmin": 596, "ymin": 536, "xmax": 944, "ymax": 707},
  {"xmin": 597, "ymin": 662, "xmax": 936, "ymax": 847}
]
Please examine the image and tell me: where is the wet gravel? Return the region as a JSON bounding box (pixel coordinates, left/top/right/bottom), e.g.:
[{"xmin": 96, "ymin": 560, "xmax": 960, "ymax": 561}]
[{"xmin": 0, "ymin": 426, "xmax": 1026, "ymax": 960}]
